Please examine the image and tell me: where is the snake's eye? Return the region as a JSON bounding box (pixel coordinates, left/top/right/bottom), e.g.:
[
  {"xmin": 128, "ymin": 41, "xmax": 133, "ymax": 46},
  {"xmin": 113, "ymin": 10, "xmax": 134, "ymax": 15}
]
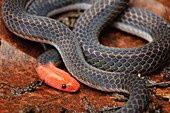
[{"xmin": 62, "ymin": 84, "xmax": 66, "ymax": 89}]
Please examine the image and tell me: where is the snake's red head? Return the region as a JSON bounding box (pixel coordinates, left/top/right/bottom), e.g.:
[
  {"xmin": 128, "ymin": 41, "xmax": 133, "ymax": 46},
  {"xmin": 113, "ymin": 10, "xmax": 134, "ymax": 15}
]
[{"xmin": 36, "ymin": 62, "xmax": 80, "ymax": 92}]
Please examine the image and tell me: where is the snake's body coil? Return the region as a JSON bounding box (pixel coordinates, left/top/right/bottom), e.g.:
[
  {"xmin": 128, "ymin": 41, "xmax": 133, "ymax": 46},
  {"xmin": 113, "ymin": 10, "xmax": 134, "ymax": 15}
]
[{"xmin": 2, "ymin": 0, "xmax": 170, "ymax": 112}]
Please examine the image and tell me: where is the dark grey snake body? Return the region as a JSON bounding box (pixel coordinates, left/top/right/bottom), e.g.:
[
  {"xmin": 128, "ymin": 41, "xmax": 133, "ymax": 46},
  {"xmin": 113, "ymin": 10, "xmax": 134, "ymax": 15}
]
[{"xmin": 1, "ymin": 0, "xmax": 170, "ymax": 112}]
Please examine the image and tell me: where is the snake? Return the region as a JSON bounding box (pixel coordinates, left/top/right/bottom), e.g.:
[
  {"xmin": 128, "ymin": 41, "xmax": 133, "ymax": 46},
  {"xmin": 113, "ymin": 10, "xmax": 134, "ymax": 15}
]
[{"xmin": 1, "ymin": 0, "xmax": 170, "ymax": 112}]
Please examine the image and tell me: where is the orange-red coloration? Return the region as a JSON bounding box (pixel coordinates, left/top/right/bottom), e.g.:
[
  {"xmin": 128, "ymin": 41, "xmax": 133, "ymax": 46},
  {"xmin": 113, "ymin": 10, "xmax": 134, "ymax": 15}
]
[{"xmin": 36, "ymin": 62, "xmax": 80, "ymax": 92}]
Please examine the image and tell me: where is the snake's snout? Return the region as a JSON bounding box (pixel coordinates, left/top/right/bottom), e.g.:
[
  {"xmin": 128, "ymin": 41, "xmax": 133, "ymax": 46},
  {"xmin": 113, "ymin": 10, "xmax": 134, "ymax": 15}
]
[
  {"xmin": 35, "ymin": 62, "xmax": 80, "ymax": 92},
  {"xmin": 64, "ymin": 80, "xmax": 80, "ymax": 92}
]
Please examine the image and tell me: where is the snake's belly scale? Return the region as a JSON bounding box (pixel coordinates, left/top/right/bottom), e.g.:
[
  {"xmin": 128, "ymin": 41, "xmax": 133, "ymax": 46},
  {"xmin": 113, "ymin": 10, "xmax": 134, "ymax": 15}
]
[{"xmin": 1, "ymin": 0, "xmax": 170, "ymax": 113}]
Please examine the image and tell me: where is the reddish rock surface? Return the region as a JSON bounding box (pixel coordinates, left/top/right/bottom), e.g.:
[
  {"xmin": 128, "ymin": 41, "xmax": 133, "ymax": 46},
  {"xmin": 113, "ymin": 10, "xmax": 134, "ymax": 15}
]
[{"xmin": 0, "ymin": 0, "xmax": 169, "ymax": 113}]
